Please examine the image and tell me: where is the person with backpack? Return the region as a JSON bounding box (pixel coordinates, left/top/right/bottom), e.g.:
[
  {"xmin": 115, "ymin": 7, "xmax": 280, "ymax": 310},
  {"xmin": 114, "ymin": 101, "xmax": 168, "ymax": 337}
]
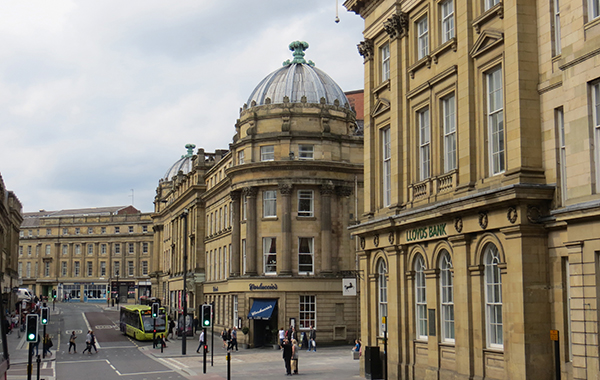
[{"xmin": 68, "ymin": 331, "xmax": 77, "ymax": 353}]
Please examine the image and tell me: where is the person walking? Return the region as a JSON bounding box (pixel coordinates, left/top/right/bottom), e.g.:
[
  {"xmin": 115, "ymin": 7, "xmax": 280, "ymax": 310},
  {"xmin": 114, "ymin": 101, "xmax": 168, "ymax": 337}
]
[
  {"xmin": 308, "ymin": 325, "xmax": 316, "ymax": 352},
  {"xmin": 282, "ymin": 338, "xmax": 293, "ymax": 376},
  {"xmin": 90, "ymin": 330, "xmax": 98, "ymax": 353},
  {"xmin": 222, "ymin": 328, "xmax": 229, "ymax": 349},
  {"xmin": 82, "ymin": 330, "xmax": 92, "ymax": 355},
  {"xmin": 291, "ymin": 339, "xmax": 299, "ymax": 374},
  {"xmin": 42, "ymin": 333, "xmax": 53, "ymax": 357},
  {"xmin": 278, "ymin": 327, "xmax": 285, "ymax": 349},
  {"xmin": 168, "ymin": 318, "xmax": 175, "ymax": 340},
  {"xmin": 196, "ymin": 330, "xmax": 205, "ymax": 353},
  {"xmin": 68, "ymin": 331, "xmax": 77, "ymax": 353},
  {"xmin": 230, "ymin": 327, "xmax": 238, "ymax": 351}
]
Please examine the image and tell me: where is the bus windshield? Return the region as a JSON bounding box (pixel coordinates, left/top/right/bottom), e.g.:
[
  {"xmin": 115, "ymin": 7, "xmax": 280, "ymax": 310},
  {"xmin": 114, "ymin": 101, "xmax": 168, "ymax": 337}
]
[{"xmin": 142, "ymin": 314, "xmax": 166, "ymax": 333}]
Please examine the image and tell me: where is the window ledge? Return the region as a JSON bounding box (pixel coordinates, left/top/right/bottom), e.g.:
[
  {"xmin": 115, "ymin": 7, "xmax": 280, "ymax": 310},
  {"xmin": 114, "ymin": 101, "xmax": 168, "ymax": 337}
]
[
  {"xmin": 431, "ymin": 38, "xmax": 457, "ymax": 64},
  {"xmin": 472, "ymin": 2, "xmax": 503, "ymax": 33},
  {"xmin": 584, "ymin": 15, "xmax": 600, "ymax": 32},
  {"xmin": 408, "ymin": 56, "xmax": 432, "ymax": 79},
  {"xmin": 296, "ymin": 216, "xmax": 316, "ymax": 220},
  {"xmin": 261, "ymin": 217, "xmax": 279, "ymax": 221},
  {"xmin": 373, "ymin": 79, "xmax": 391, "ymax": 94}
]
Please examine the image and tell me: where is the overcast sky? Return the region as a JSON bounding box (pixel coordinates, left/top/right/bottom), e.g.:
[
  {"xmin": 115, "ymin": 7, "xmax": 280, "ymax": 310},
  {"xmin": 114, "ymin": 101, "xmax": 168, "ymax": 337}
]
[{"xmin": 0, "ymin": 1, "xmax": 365, "ymax": 214}]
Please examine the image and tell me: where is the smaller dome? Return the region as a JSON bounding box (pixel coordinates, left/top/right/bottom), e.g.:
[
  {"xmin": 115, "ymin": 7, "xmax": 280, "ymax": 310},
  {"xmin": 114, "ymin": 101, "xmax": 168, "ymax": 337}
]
[
  {"xmin": 163, "ymin": 144, "xmax": 196, "ymax": 181},
  {"xmin": 246, "ymin": 41, "xmax": 349, "ymax": 108}
]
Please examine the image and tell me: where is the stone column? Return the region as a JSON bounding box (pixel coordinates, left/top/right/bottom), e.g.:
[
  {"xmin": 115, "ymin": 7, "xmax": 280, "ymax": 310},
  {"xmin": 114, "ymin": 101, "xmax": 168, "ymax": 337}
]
[
  {"xmin": 243, "ymin": 187, "xmax": 258, "ymax": 275},
  {"xmin": 320, "ymin": 183, "xmax": 334, "ymax": 274},
  {"xmin": 230, "ymin": 191, "xmax": 241, "ymax": 277},
  {"xmin": 279, "ymin": 183, "xmax": 293, "ymax": 275}
]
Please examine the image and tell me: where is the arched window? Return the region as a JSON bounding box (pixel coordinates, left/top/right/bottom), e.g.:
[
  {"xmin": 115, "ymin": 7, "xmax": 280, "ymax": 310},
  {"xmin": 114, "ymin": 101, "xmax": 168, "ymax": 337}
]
[
  {"xmin": 484, "ymin": 243, "xmax": 503, "ymax": 348},
  {"xmin": 377, "ymin": 259, "xmax": 388, "ymax": 336},
  {"xmin": 439, "ymin": 250, "xmax": 454, "ymax": 342},
  {"xmin": 415, "ymin": 254, "xmax": 428, "ymax": 340}
]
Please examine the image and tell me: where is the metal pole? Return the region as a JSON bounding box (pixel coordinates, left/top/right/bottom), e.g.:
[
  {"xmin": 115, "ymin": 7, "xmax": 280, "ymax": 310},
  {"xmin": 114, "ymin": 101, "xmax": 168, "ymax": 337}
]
[
  {"xmin": 153, "ymin": 318, "xmax": 157, "ymax": 348},
  {"xmin": 554, "ymin": 332, "xmax": 561, "ymax": 380},
  {"xmin": 36, "ymin": 353, "xmax": 41, "ymax": 380},
  {"xmin": 182, "ymin": 209, "xmax": 189, "ymax": 355},
  {"xmin": 42, "ymin": 324, "xmax": 46, "ymax": 359},
  {"xmin": 203, "ymin": 327, "xmax": 207, "ymax": 374},
  {"xmin": 384, "ymin": 318, "xmax": 388, "ymax": 380},
  {"xmin": 211, "ymin": 300, "xmax": 214, "ymax": 366},
  {"xmin": 27, "ymin": 343, "xmax": 33, "ymax": 380},
  {"xmin": 227, "ymin": 350, "xmax": 231, "ymax": 380}
]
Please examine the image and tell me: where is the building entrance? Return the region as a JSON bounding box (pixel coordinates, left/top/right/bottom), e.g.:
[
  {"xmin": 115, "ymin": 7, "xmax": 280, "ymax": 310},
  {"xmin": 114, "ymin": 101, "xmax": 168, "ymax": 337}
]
[{"xmin": 247, "ymin": 298, "xmax": 278, "ymax": 348}]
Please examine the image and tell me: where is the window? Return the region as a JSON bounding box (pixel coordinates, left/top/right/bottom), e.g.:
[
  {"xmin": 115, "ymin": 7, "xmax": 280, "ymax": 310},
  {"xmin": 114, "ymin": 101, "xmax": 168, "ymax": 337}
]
[
  {"xmin": 18, "ymin": 262, "xmax": 22, "ymax": 277},
  {"xmin": 242, "ymin": 195, "xmax": 247, "ymax": 221},
  {"xmin": 26, "ymin": 262, "xmax": 31, "ymax": 278},
  {"xmin": 18, "ymin": 246, "xmax": 23, "ymax": 256},
  {"xmin": 418, "ymin": 108, "xmax": 431, "ymax": 181},
  {"xmin": 378, "ymin": 259, "xmax": 388, "ymax": 336},
  {"xmin": 142, "ymin": 225, "xmax": 148, "ymax": 233},
  {"xmin": 381, "ymin": 43, "xmax": 390, "ymax": 81},
  {"xmin": 35, "ymin": 262, "xmax": 38, "ymax": 277},
  {"xmin": 441, "ymin": 0, "xmax": 455, "ymax": 43},
  {"xmin": 443, "ymin": 95, "xmax": 457, "ymax": 172},
  {"xmin": 87, "ymin": 261, "xmax": 93, "ymax": 277},
  {"xmin": 237, "ymin": 150, "xmax": 245, "ymax": 164},
  {"xmin": 224, "ymin": 205, "xmax": 228, "ymax": 228},
  {"xmin": 299, "ymin": 295, "xmax": 316, "ymax": 329},
  {"xmin": 484, "ymin": 243, "xmax": 503, "ymax": 348},
  {"xmin": 115, "ymin": 227, "xmax": 120, "ymax": 234},
  {"xmin": 299, "ymin": 144, "xmax": 314, "ymax": 160},
  {"xmin": 553, "ymin": 0, "xmax": 561, "ymax": 55},
  {"xmin": 115, "ymin": 243, "xmax": 121, "ymax": 255},
  {"xmin": 594, "ymin": 83, "xmax": 600, "ymax": 188},
  {"xmin": 75, "ymin": 227, "xmax": 80, "ymax": 235},
  {"xmin": 233, "ymin": 295, "xmax": 239, "ymax": 328},
  {"xmin": 440, "ymin": 251, "xmax": 454, "ymax": 342},
  {"xmin": 242, "ymin": 239, "xmax": 247, "ymax": 275},
  {"xmin": 88, "ymin": 227, "xmax": 93, "ymax": 234},
  {"xmin": 143, "ymin": 242, "xmax": 149, "ymax": 254},
  {"xmin": 260, "ymin": 145, "xmax": 274, "ymax": 161},
  {"xmin": 142, "ymin": 261, "xmax": 148, "ymax": 276},
  {"xmin": 263, "ymin": 237, "xmax": 277, "ymax": 274},
  {"xmin": 63, "ymin": 228, "xmax": 68, "ymax": 235},
  {"xmin": 100, "ymin": 261, "xmax": 106, "ymax": 277},
  {"xmin": 35, "ymin": 245, "xmax": 40, "ymax": 256},
  {"xmin": 415, "ymin": 255, "xmax": 428, "ymax": 340},
  {"xmin": 417, "ymin": 16, "xmax": 429, "ymax": 60},
  {"xmin": 382, "ymin": 127, "xmax": 391, "ymax": 207},
  {"xmin": 128, "ymin": 261, "xmax": 134, "ymax": 276},
  {"xmin": 219, "ymin": 208, "xmax": 223, "ymax": 231},
  {"xmin": 101, "ymin": 227, "xmax": 106, "ymax": 234},
  {"xmin": 45, "ymin": 245, "xmax": 51, "ymax": 255},
  {"xmin": 74, "ymin": 261, "xmax": 80, "ymax": 277},
  {"xmin": 298, "ymin": 190, "xmax": 314, "ymax": 217},
  {"xmin": 27, "ymin": 246, "xmax": 32, "ymax": 256},
  {"xmin": 101, "ymin": 244, "xmax": 107, "ymax": 255},
  {"xmin": 75, "ymin": 244, "xmax": 81, "ymax": 255},
  {"xmin": 46, "ymin": 229, "xmax": 51, "ymax": 236},
  {"xmin": 485, "ymin": 0, "xmax": 500, "ymax": 11},
  {"xmin": 88, "ymin": 244, "xmax": 93, "ymax": 255},
  {"xmin": 263, "ymin": 190, "xmax": 277, "ymax": 218},
  {"xmin": 114, "ymin": 261, "xmax": 120, "ymax": 276},
  {"xmin": 556, "ymin": 107, "xmax": 567, "ymax": 203},
  {"xmin": 44, "ymin": 262, "xmax": 50, "ymax": 277},
  {"xmin": 62, "ymin": 245, "xmax": 68, "ymax": 255},
  {"xmin": 28, "ymin": 230, "xmax": 32, "ymax": 237},
  {"xmin": 61, "ymin": 262, "xmax": 67, "ymax": 276},
  {"xmin": 487, "ymin": 67, "xmax": 505, "ymax": 175},
  {"xmin": 128, "ymin": 243, "xmax": 134, "ymax": 254},
  {"xmin": 298, "ymin": 237, "xmax": 314, "ymax": 273}
]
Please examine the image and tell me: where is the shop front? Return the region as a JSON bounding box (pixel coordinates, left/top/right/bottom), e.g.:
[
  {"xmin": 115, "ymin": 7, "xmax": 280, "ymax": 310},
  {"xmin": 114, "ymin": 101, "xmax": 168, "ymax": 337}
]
[{"xmin": 247, "ymin": 298, "xmax": 278, "ymax": 347}]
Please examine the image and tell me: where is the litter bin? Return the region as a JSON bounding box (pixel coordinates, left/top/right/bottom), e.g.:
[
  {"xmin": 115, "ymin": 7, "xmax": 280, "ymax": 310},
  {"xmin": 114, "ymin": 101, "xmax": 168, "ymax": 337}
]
[{"xmin": 364, "ymin": 346, "xmax": 383, "ymax": 380}]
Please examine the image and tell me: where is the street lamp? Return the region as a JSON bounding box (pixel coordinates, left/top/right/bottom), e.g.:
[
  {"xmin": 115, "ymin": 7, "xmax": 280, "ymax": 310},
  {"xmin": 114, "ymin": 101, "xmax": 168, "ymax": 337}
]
[
  {"xmin": 116, "ymin": 269, "xmax": 120, "ymax": 306},
  {"xmin": 181, "ymin": 208, "xmax": 189, "ymax": 355}
]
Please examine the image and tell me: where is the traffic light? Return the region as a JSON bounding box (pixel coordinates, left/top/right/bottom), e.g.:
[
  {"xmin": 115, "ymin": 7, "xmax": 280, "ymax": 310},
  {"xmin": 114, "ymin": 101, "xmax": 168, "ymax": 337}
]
[
  {"xmin": 201, "ymin": 304, "xmax": 212, "ymax": 327},
  {"xmin": 52, "ymin": 290, "xmax": 57, "ymax": 299},
  {"xmin": 41, "ymin": 307, "xmax": 49, "ymax": 325},
  {"xmin": 151, "ymin": 302, "xmax": 159, "ymax": 319},
  {"xmin": 26, "ymin": 314, "xmax": 39, "ymax": 342}
]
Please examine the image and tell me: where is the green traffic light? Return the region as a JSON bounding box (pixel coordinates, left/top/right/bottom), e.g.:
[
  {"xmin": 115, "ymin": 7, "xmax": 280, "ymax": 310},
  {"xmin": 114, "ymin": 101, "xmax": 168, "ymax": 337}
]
[
  {"xmin": 204, "ymin": 320, "xmax": 209, "ymax": 326},
  {"xmin": 42, "ymin": 319, "xmax": 47, "ymax": 324},
  {"xmin": 28, "ymin": 333, "xmax": 35, "ymax": 340}
]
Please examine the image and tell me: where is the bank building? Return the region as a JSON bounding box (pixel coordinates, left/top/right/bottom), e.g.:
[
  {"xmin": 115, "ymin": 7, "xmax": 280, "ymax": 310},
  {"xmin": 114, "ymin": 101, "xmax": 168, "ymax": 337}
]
[
  {"xmin": 153, "ymin": 41, "xmax": 364, "ymax": 347},
  {"xmin": 344, "ymin": 0, "xmax": 600, "ymax": 379}
]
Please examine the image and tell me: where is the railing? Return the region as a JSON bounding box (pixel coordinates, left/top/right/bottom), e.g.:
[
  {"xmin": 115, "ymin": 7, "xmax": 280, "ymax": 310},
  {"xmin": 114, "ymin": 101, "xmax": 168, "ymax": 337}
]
[{"xmin": 409, "ymin": 171, "xmax": 457, "ymax": 202}]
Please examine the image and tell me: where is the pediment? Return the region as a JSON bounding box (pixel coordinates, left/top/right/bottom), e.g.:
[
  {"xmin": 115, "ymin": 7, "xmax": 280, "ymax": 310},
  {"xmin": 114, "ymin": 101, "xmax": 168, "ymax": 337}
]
[
  {"xmin": 469, "ymin": 30, "xmax": 504, "ymax": 59},
  {"xmin": 371, "ymin": 98, "xmax": 391, "ymax": 118}
]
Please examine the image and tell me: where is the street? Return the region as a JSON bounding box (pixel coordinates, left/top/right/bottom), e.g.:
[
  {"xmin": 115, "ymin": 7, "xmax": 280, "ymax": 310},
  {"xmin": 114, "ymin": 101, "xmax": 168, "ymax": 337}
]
[{"xmin": 6, "ymin": 303, "xmax": 362, "ymax": 380}]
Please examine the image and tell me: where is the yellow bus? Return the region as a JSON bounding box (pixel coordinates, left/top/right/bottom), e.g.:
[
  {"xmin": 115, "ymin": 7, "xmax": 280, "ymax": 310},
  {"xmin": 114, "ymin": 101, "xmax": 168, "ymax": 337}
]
[{"xmin": 119, "ymin": 305, "xmax": 167, "ymax": 341}]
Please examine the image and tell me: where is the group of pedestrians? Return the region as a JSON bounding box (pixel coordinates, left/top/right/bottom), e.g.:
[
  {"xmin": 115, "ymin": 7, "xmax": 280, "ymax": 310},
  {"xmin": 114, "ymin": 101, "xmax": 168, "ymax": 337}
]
[
  {"xmin": 279, "ymin": 325, "xmax": 317, "ymax": 376},
  {"xmin": 219, "ymin": 327, "xmax": 238, "ymax": 351},
  {"xmin": 78, "ymin": 330, "xmax": 97, "ymax": 355}
]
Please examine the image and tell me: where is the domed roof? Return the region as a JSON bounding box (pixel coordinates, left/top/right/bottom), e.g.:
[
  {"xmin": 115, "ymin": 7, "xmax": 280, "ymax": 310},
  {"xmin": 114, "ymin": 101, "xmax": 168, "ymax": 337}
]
[
  {"xmin": 246, "ymin": 41, "xmax": 349, "ymax": 108},
  {"xmin": 163, "ymin": 144, "xmax": 196, "ymax": 181}
]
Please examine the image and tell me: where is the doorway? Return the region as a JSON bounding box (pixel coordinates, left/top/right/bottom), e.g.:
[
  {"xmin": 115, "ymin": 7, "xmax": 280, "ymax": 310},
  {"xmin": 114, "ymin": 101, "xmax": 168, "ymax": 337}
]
[{"xmin": 253, "ymin": 303, "xmax": 278, "ymax": 347}]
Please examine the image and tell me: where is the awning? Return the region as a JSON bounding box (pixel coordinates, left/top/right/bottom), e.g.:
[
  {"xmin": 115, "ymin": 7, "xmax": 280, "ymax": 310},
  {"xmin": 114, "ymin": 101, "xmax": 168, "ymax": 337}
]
[{"xmin": 247, "ymin": 299, "xmax": 277, "ymax": 320}]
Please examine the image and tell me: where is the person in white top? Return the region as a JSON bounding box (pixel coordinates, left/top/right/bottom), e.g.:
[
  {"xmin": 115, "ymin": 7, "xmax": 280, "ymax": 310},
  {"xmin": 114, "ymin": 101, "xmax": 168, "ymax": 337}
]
[
  {"xmin": 197, "ymin": 330, "xmax": 206, "ymax": 353},
  {"xmin": 278, "ymin": 327, "xmax": 285, "ymax": 348}
]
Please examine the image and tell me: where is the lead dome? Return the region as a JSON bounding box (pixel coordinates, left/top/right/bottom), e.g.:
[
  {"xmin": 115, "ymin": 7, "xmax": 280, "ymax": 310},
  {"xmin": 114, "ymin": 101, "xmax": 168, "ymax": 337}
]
[
  {"xmin": 162, "ymin": 144, "xmax": 195, "ymax": 181},
  {"xmin": 246, "ymin": 41, "xmax": 349, "ymax": 108}
]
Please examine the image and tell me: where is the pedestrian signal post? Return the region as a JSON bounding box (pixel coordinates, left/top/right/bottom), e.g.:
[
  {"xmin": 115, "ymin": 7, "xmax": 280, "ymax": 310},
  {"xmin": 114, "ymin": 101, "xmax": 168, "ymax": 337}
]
[
  {"xmin": 26, "ymin": 314, "xmax": 39, "ymax": 380},
  {"xmin": 202, "ymin": 304, "xmax": 212, "ymax": 327},
  {"xmin": 152, "ymin": 302, "xmax": 159, "ymax": 349}
]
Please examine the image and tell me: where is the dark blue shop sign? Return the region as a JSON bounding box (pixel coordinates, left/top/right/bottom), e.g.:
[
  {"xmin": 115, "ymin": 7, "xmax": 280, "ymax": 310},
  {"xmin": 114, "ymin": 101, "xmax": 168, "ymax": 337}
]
[
  {"xmin": 406, "ymin": 223, "xmax": 447, "ymax": 242},
  {"xmin": 249, "ymin": 283, "xmax": 278, "ymax": 291}
]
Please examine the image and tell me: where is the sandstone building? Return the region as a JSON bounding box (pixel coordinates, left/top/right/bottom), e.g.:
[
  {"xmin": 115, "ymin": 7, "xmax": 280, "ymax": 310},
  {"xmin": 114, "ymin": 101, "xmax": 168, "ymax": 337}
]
[
  {"xmin": 19, "ymin": 206, "xmax": 153, "ymax": 303},
  {"xmin": 344, "ymin": 0, "xmax": 600, "ymax": 379},
  {"xmin": 0, "ymin": 174, "xmax": 23, "ymax": 308}
]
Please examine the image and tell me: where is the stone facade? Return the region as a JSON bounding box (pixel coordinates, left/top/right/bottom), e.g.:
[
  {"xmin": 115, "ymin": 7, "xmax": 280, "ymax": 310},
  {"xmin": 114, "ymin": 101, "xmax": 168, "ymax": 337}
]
[
  {"xmin": 344, "ymin": 0, "xmax": 600, "ymax": 379},
  {"xmin": 18, "ymin": 206, "xmax": 153, "ymax": 303},
  {"xmin": 0, "ymin": 174, "xmax": 23, "ymax": 310}
]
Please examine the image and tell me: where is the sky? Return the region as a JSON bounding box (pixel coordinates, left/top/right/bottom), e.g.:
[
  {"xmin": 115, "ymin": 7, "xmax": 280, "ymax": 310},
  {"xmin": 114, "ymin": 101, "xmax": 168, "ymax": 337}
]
[{"xmin": 0, "ymin": 1, "xmax": 365, "ymax": 214}]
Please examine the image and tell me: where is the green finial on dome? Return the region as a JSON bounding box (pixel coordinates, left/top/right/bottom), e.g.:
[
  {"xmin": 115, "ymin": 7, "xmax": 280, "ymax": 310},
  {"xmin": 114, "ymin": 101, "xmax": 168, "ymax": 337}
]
[
  {"xmin": 283, "ymin": 41, "xmax": 315, "ymax": 67},
  {"xmin": 183, "ymin": 143, "xmax": 196, "ymax": 158}
]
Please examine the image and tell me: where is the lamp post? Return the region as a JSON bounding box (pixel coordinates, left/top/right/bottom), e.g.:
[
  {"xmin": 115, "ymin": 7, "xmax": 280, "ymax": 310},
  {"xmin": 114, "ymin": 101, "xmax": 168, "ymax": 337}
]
[
  {"xmin": 116, "ymin": 269, "xmax": 119, "ymax": 306},
  {"xmin": 181, "ymin": 208, "xmax": 189, "ymax": 355}
]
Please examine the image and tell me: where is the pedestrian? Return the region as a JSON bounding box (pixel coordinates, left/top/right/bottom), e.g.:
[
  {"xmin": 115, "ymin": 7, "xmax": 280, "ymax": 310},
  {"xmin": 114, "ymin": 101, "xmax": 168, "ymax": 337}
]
[
  {"xmin": 222, "ymin": 328, "xmax": 229, "ymax": 349},
  {"xmin": 193, "ymin": 316, "xmax": 199, "ymax": 334},
  {"xmin": 82, "ymin": 330, "xmax": 92, "ymax": 354},
  {"xmin": 69, "ymin": 331, "xmax": 77, "ymax": 353},
  {"xmin": 43, "ymin": 333, "xmax": 53, "ymax": 357},
  {"xmin": 301, "ymin": 331, "xmax": 308, "ymax": 350},
  {"xmin": 230, "ymin": 326, "xmax": 238, "ymax": 351},
  {"xmin": 278, "ymin": 327, "xmax": 285, "ymax": 348},
  {"xmin": 90, "ymin": 330, "xmax": 98, "ymax": 353},
  {"xmin": 168, "ymin": 318, "xmax": 175, "ymax": 340},
  {"xmin": 308, "ymin": 325, "xmax": 316, "ymax": 352},
  {"xmin": 282, "ymin": 338, "xmax": 292, "ymax": 376},
  {"xmin": 196, "ymin": 329, "xmax": 205, "ymax": 353},
  {"xmin": 291, "ymin": 338, "xmax": 299, "ymax": 374}
]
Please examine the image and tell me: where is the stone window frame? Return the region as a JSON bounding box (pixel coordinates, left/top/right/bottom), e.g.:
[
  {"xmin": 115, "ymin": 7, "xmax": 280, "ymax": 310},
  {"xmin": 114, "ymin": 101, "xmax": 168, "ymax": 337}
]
[
  {"xmin": 380, "ymin": 43, "xmax": 390, "ymax": 82},
  {"xmin": 298, "ymin": 237, "xmax": 314, "ymax": 274},
  {"xmin": 382, "ymin": 127, "xmax": 392, "ymax": 207},
  {"xmin": 260, "ymin": 145, "xmax": 275, "ymax": 162},
  {"xmin": 486, "ymin": 65, "xmax": 505, "ymax": 176},
  {"xmin": 87, "ymin": 261, "xmax": 93, "ymax": 277},
  {"xmin": 61, "ymin": 261, "xmax": 67, "ymax": 277},
  {"xmin": 100, "ymin": 261, "xmax": 106, "ymax": 277},
  {"xmin": 377, "ymin": 257, "xmax": 388, "ymax": 337},
  {"xmin": 263, "ymin": 237, "xmax": 277, "ymax": 275},
  {"xmin": 263, "ymin": 190, "xmax": 277, "ymax": 218},
  {"xmin": 298, "ymin": 190, "xmax": 314, "ymax": 217},
  {"xmin": 442, "ymin": 93, "xmax": 457, "ymax": 173},
  {"xmin": 417, "ymin": 15, "xmax": 429, "ymax": 61},
  {"xmin": 440, "ymin": 0, "xmax": 455, "ymax": 44},
  {"xmin": 414, "ymin": 254, "xmax": 428, "ymax": 340},
  {"xmin": 74, "ymin": 261, "xmax": 80, "ymax": 277},
  {"xmin": 299, "ymin": 295, "xmax": 317, "ymax": 330},
  {"xmin": 44, "ymin": 262, "xmax": 50, "ymax": 277},
  {"xmin": 592, "ymin": 81, "xmax": 600, "ymax": 192},
  {"xmin": 418, "ymin": 106, "xmax": 431, "ymax": 181},
  {"xmin": 439, "ymin": 250, "xmax": 455, "ymax": 342}
]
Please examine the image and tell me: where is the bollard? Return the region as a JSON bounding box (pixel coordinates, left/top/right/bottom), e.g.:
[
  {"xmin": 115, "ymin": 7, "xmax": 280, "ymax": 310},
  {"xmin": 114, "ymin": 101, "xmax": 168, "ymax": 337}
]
[
  {"xmin": 227, "ymin": 351, "xmax": 231, "ymax": 380},
  {"xmin": 36, "ymin": 354, "xmax": 41, "ymax": 380}
]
